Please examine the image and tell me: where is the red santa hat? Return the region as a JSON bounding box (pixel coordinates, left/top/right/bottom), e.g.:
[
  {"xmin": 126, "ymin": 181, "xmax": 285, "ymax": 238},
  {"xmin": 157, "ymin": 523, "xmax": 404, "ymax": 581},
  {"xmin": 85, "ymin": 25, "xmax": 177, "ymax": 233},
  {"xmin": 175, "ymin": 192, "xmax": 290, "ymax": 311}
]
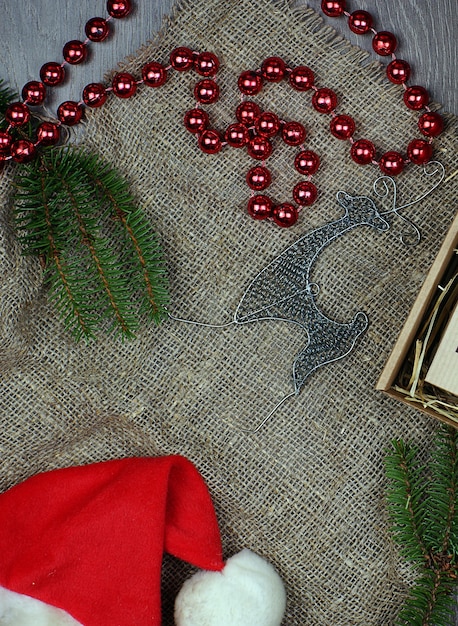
[{"xmin": 0, "ymin": 455, "xmax": 286, "ymax": 626}]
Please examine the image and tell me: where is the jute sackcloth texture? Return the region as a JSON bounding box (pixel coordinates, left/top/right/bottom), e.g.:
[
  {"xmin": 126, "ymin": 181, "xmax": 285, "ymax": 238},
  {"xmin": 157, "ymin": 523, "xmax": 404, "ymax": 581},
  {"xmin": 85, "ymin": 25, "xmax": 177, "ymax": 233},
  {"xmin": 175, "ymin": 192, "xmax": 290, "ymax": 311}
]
[{"xmin": 1, "ymin": 0, "xmax": 457, "ymax": 623}]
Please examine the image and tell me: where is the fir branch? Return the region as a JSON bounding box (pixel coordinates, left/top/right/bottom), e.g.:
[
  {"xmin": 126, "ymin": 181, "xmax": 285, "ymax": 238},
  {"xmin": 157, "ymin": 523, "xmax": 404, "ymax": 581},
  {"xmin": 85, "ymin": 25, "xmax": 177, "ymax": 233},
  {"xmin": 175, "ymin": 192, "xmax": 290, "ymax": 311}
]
[
  {"xmin": 0, "ymin": 78, "xmax": 16, "ymax": 116},
  {"xmin": 385, "ymin": 427, "xmax": 458, "ymax": 626},
  {"xmin": 13, "ymin": 146, "xmax": 168, "ymax": 340}
]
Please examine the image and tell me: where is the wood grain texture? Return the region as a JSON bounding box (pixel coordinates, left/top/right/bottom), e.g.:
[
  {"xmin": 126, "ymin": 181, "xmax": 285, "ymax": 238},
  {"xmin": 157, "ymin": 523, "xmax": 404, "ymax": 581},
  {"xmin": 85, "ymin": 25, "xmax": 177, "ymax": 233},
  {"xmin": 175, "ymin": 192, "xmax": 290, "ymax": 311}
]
[{"xmin": 0, "ymin": 0, "xmax": 457, "ymax": 623}]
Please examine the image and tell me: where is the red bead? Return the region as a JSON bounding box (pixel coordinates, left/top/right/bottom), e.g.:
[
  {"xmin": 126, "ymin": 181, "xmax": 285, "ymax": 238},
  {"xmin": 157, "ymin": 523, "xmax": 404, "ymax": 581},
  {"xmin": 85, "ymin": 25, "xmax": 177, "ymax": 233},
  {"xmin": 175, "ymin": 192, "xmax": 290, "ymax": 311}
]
[
  {"xmin": 260, "ymin": 57, "xmax": 286, "ymax": 82},
  {"xmin": 36, "ymin": 122, "xmax": 60, "ymax": 146},
  {"xmin": 236, "ymin": 101, "xmax": 261, "ymax": 126},
  {"xmin": 418, "ymin": 111, "xmax": 444, "ymax": 137},
  {"xmin": 5, "ymin": 102, "xmax": 30, "ymax": 127},
  {"xmin": 198, "ymin": 130, "xmax": 223, "ymax": 154},
  {"xmin": 184, "ymin": 108, "xmax": 209, "ymax": 134},
  {"xmin": 407, "ymin": 139, "xmax": 433, "ymax": 165},
  {"xmin": 403, "ymin": 86, "xmax": 429, "ymax": 110},
  {"xmin": 22, "ymin": 81, "xmax": 46, "ymax": 106},
  {"xmin": 330, "ymin": 114, "xmax": 355, "ymax": 139},
  {"xmin": 246, "ymin": 166, "xmax": 271, "ymax": 190},
  {"xmin": 289, "ymin": 66, "xmax": 314, "ymax": 91},
  {"xmin": 0, "ymin": 131, "xmax": 12, "ymax": 155},
  {"xmin": 312, "ymin": 88, "xmax": 337, "ymax": 114},
  {"xmin": 112, "ymin": 72, "xmax": 137, "ymax": 98},
  {"xmin": 348, "ymin": 10, "xmax": 373, "ymax": 34},
  {"xmin": 107, "ymin": 0, "xmax": 132, "ymax": 18},
  {"xmin": 63, "ymin": 40, "xmax": 87, "ymax": 65},
  {"xmin": 294, "ymin": 150, "xmax": 320, "ymax": 175},
  {"xmin": 350, "ymin": 139, "xmax": 376, "ymax": 165},
  {"xmin": 247, "ymin": 136, "xmax": 273, "ymax": 160},
  {"xmin": 255, "ymin": 111, "xmax": 280, "ymax": 138},
  {"xmin": 82, "ymin": 83, "xmax": 107, "ymax": 108},
  {"xmin": 57, "ymin": 101, "xmax": 83, "ymax": 126},
  {"xmin": 379, "ymin": 151, "xmax": 405, "ymax": 176},
  {"xmin": 11, "ymin": 140, "xmax": 36, "ymax": 163},
  {"xmin": 142, "ymin": 62, "xmax": 167, "ymax": 87},
  {"xmin": 238, "ymin": 71, "xmax": 263, "ymax": 96},
  {"xmin": 247, "ymin": 195, "xmax": 273, "ymax": 220},
  {"xmin": 195, "ymin": 52, "xmax": 219, "ymax": 77},
  {"xmin": 85, "ymin": 17, "xmax": 110, "ymax": 42},
  {"xmin": 321, "ymin": 0, "xmax": 346, "ymax": 17},
  {"xmin": 40, "ymin": 62, "xmax": 65, "ymax": 86},
  {"xmin": 372, "ymin": 31, "xmax": 397, "ymax": 56},
  {"xmin": 194, "ymin": 79, "xmax": 219, "ymax": 104},
  {"xmin": 225, "ymin": 123, "xmax": 250, "ymax": 148},
  {"xmin": 272, "ymin": 203, "xmax": 298, "ymax": 227},
  {"xmin": 386, "ymin": 59, "xmax": 411, "ymax": 84},
  {"xmin": 281, "ymin": 121, "xmax": 306, "ymax": 146},
  {"xmin": 170, "ymin": 47, "xmax": 194, "ymax": 71},
  {"xmin": 293, "ymin": 181, "xmax": 318, "ymax": 206}
]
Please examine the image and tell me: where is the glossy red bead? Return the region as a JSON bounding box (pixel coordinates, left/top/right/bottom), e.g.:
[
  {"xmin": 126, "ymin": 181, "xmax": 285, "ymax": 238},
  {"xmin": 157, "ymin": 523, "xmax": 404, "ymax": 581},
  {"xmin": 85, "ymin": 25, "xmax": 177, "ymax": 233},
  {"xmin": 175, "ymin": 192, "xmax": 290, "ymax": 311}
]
[
  {"xmin": 272, "ymin": 203, "xmax": 298, "ymax": 227},
  {"xmin": 321, "ymin": 0, "xmax": 346, "ymax": 17},
  {"xmin": 5, "ymin": 102, "xmax": 30, "ymax": 127},
  {"xmin": 247, "ymin": 136, "xmax": 273, "ymax": 160},
  {"xmin": 11, "ymin": 140, "xmax": 36, "ymax": 163},
  {"xmin": 82, "ymin": 83, "xmax": 107, "ymax": 108},
  {"xmin": 289, "ymin": 66, "xmax": 314, "ymax": 91},
  {"xmin": 85, "ymin": 17, "xmax": 110, "ymax": 42},
  {"xmin": 418, "ymin": 111, "xmax": 444, "ymax": 137},
  {"xmin": 403, "ymin": 85, "xmax": 429, "ymax": 110},
  {"xmin": 112, "ymin": 73, "xmax": 137, "ymax": 98},
  {"xmin": 293, "ymin": 181, "xmax": 317, "ymax": 206},
  {"xmin": 350, "ymin": 139, "xmax": 376, "ymax": 165},
  {"xmin": 294, "ymin": 150, "xmax": 320, "ymax": 175},
  {"xmin": 107, "ymin": 0, "xmax": 132, "ymax": 18},
  {"xmin": 407, "ymin": 139, "xmax": 433, "ymax": 165},
  {"xmin": 330, "ymin": 114, "xmax": 355, "ymax": 139},
  {"xmin": 246, "ymin": 166, "xmax": 271, "ymax": 190},
  {"xmin": 281, "ymin": 121, "xmax": 306, "ymax": 146},
  {"xmin": 57, "ymin": 101, "xmax": 83, "ymax": 126},
  {"xmin": 142, "ymin": 61, "xmax": 167, "ymax": 87},
  {"xmin": 184, "ymin": 108, "xmax": 209, "ymax": 134},
  {"xmin": 386, "ymin": 59, "xmax": 411, "ymax": 84},
  {"xmin": 22, "ymin": 81, "xmax": 46, "ymax": 106},
  {"xmin": 40, "ymin": 62, "xmax": 65, "ymax": 86},
  {"xmin": 0, "ymin": 131, "xmax": 12, "ymax": 155},
  {"xmin": 195, "ymin": 52, "xmax": 219, "ymax": 77},
  {"xmin": 260, "ymin": 57, "xmax": 286, "ymax": 82},
  {"xmin": 247, "ymin": 195, "xmax": 273, "ymax": 220},
  {"xmin": 348, "ymin": 10, "xmax": 373, "ymax": 34},
  {"xmin": 379, "ymin": 151, "xmax": 405, "ymax": 176},
  {"xmin": 36, "ymin": 122, "xmax": 60, "ymax": 146},
  {"xmin": 63, "ymin": 40, "xmax": 87, "ymax": 65},
  {"xmin": 372, "ymin": 31, "xmax": 397, "ymax": 56},
  {"xmin": 170, "ymin": 47, "xmax": 194, "ymax": 71},
  {"xmin": 255, "ymin": 111, "xmax": 280, "ymax": 138},
  {"xmin": 238, "ymin": 71, "xmax": 263, "ymax": 96},
  {"xmin": 236, "ymin": 101, "xmax": 262, "ymax": 126},
  {"xmin": 312, "ymin": 88, "xmax": 337, "ymax": 114},
  {"xmin": 225, "ymin": 123, "xmax": 250, "ymax": 148},
  {"xmin": 194, "ymin": 79, "xmax": 220, "ymax": 104},
  {"xmin": 198, "ymin": 130, "xmax": 223, "ymax": 154}
]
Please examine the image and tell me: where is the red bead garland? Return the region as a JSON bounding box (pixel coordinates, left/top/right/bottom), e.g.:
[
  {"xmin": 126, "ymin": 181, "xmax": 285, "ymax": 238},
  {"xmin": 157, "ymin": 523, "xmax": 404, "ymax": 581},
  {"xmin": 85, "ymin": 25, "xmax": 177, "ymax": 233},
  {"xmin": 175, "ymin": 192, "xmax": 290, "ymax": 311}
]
[
  {"xmin": 63, "ymin": 40, "xmax": 87, "ymax": 65},
  {"xmin": 85, "ymin": 17, "xmax": 110, "ymax": 42},
  {"xmin": 107, "ymin": 0, "xmax": 132, "ymax": 19}
]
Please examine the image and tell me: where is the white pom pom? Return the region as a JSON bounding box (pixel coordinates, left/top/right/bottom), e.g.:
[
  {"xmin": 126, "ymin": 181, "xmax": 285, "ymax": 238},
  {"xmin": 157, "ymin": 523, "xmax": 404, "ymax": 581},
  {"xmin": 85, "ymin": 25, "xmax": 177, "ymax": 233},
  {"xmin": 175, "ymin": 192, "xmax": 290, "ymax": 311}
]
[
  {"xmin": 0, "ymin": 586, "xmax": 82, "ymax": 626},
  {"xmin": 174, "ymin": 549, "xmax": 286, "ymax": 626}
]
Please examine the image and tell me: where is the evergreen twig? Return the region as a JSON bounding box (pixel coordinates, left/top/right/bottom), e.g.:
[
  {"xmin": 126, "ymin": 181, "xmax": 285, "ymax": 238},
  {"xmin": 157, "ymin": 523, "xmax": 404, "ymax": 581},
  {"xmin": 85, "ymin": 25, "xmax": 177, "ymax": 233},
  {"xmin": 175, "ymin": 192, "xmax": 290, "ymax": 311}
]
[
  {"xmin": 13, "ymin": 146, "xmax": 168, "ymax": 340},
  {"xmin": 385, "ymin": 427, "xmax": 458, "ymax": 625}
]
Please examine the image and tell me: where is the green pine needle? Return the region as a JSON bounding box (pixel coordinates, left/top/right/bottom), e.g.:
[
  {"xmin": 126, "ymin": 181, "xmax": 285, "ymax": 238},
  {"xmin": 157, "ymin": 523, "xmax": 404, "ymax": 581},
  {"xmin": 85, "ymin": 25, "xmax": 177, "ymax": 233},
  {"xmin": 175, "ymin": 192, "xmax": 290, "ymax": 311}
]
[
  {"xmin": 0, "ymin": 78, "xmax": 16, "ymax": 116},
  {"xmin": 13, "ymin": 146, "xmax": 168, "ymax": 341},
  {"xmin": 385, "ymin": 427, "xmax": 458, "ymax": 626}
]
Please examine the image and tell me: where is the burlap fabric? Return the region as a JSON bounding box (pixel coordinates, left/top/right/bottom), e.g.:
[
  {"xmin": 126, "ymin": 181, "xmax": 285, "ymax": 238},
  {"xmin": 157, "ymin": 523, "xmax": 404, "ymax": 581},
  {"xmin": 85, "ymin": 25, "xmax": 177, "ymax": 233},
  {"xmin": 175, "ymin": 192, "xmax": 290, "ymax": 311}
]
[{"xmin": 1, "ymin": 0, "xmax": 457, "ymax": 624}]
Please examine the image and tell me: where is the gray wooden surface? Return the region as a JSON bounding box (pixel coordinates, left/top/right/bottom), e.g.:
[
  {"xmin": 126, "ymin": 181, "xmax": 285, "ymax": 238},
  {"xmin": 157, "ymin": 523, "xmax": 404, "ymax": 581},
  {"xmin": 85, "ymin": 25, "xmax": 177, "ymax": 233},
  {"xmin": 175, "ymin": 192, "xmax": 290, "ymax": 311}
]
[{"xmin": 1, "ymin": 0, "xmax": 457, "ymax": 624}]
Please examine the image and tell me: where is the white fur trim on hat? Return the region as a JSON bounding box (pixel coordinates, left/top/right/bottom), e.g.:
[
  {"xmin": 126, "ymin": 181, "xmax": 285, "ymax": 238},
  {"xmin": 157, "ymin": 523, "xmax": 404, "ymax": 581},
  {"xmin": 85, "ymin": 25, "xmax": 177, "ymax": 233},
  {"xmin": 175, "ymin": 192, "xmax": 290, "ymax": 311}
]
[
  {"xmin": 174, "ymin": 549, "xmax": 286, "ymax": 626},
  {"xmin": 0, "ymin": 586, "xmax": 82, "ymax": 626}
]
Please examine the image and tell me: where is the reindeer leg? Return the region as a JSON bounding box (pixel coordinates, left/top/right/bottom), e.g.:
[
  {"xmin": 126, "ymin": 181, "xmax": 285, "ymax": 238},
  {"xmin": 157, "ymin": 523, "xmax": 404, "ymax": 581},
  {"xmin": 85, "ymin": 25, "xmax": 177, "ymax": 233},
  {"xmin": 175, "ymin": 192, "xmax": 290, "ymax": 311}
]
[{"xmin": 292, "ymin": 310, "xmax": 368, "ymax": 393}]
